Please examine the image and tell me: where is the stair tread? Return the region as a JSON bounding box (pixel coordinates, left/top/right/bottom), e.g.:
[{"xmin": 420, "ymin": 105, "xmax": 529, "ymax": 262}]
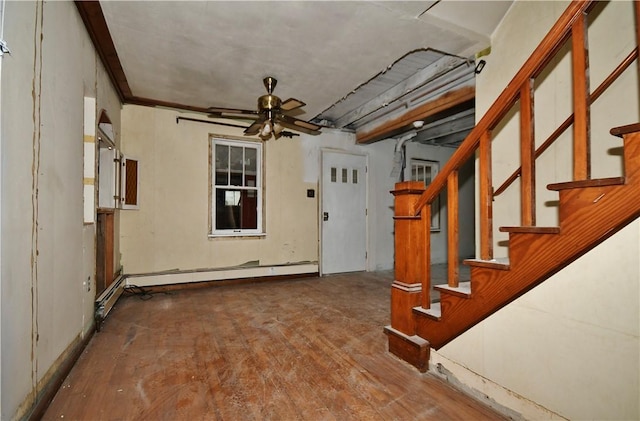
[
  {"xmin": 435, "ymin": 281, "xmax": 471, "ymax": 298},
  {"xmin": 414, "ymin": 302, "xmax": 441, "ymax": 320},
  {"xmin": 547, "ymin": 177, "xmax": 625, "ymax": 191},
  {"xmin": 499, "ymin": 226, "xmax": 560, "ymax": 234},
  {"xmin": 463, "ymin": 257, "xmax": 510, "ymax": 270},
  {"xmin": 610, "ymin": 123, "xmax": 640, "ymax": 138}
]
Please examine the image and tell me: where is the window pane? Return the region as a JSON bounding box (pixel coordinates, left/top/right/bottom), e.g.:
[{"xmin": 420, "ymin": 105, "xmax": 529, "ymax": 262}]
[
  {"xmin": 245, "ymin": 148, "xmax": 257, "ymax": 186},
  {"xmin": 331, "ymin": 167, "xmax": 337, "ymax": 183},
  {"xmin": 352, "ymin": 169, "xmax": 358, "ymax": 184},
  {"xmin": 215, "ymin": 188, "xmax": 258, "ymax": 230},
  {"xmin": 230, "ymin": 172, "xmax": 243, "ymax": 186},
  {"xmin": 216, "ymin": 145, "xmax": 229, "ymax": 169},
  {"xmin": 342, "ymin": 168, "xmax": 347, "ymax": 183},
  {"xmin": 215, "ymin": 145, "xmax": 229, "ymax": 185},
  {"xmin": 215, "ymin": 172, "xmax": 227, "ymax": 186},
  {"xmin": 239, "ymin": 190, "xmax": 258, "ymax": 229},
  {"xmin": 230, "ymin": 147, "xmax": 243, "ymax": 171},
  {"xmin": 225, "ymin": 190, "xmax": 240, "ymax": 206},
  {"xmin": 230, "ymin": 146, "xmax": 243, "ymax": 186}
]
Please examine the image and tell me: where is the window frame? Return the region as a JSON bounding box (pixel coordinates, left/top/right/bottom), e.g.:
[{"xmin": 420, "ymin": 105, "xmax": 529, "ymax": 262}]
[
  {"xmin": 410, "ymin": 159, "xmax": 440, "ymax": 231},
  {"xmin": 209, "ymin": 136, "xmax": 264, "ymax": 237}
]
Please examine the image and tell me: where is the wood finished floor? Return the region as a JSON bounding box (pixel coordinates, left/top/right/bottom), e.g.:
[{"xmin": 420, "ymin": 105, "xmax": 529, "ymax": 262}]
[{"xmin": 43, "ymin": 271, "xmax": 505, "ymax": 420}]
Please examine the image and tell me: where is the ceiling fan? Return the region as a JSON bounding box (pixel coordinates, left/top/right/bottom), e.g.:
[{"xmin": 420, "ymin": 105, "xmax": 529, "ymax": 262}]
[{"xmin": 207, "ymin": 76, "xmax": 322, "ymax": 141}]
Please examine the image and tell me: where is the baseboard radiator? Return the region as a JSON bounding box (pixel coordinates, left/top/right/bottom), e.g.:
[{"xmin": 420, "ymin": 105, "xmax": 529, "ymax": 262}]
[{"xmin": 94, "ymin": 275, "xmax": 126, "ymax": 331}]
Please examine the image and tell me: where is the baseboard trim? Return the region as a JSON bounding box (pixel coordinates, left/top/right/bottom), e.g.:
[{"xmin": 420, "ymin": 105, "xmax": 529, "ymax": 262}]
[
  {"xmin": 125, "ymin": 263, "xmax": 319, "ymax": 288},
  {"xmin": 430, "ymin": 352, "xmax": 564, "ymax": 420},
  {"xmin": 25, "ymin": 327, "xmax": 94, "ymax": 421}
]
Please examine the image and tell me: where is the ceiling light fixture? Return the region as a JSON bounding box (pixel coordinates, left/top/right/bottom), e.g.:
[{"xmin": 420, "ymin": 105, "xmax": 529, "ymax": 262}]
[{"xmin": 207, "ymin": 76, "xmax": 321, "ymax": 141}]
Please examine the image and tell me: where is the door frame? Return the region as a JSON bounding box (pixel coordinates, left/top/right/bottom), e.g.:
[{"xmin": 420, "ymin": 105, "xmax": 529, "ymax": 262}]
[{"xmin": 319, "ymin": 148, "xmax": 369, "ymax": 275}]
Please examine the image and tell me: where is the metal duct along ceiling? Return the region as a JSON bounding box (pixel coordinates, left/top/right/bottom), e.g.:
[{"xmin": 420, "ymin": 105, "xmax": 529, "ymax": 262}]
[{"xmin": 313, "ymin": 49, "xmax": 476, "ymax": 148}]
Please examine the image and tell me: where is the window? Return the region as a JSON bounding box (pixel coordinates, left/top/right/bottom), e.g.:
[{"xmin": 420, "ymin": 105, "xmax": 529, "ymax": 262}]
[
  {"xmin": 211, "ymin": 138, "xmax": 262, "ymax": 236},
  {"xmin": 410, "ymin": 159, "xmax": 440, "ymax": 231}
]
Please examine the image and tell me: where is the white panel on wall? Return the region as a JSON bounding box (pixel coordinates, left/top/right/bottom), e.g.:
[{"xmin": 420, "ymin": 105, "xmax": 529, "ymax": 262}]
[
  {"xmin": 98, "ymin": 148, "xmax": 118, "ymax": 209},
  {"xmin": 83, "ymin": 97, "xmax": 96, "ymax": 223}
]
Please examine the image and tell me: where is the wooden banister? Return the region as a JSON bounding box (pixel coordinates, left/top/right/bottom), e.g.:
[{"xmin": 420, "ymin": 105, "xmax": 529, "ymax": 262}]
[
  {"xmin": 413, "ymin": 1, "xmax": 596, "ymax": 216},
  {"xmin": 520, "ymin": 79, "xmax": 535, "ymax": 226},
  {"xmin": 572, "ymin": 11, "xmax": 591, "ymax": 180},
  {"xmin": 494, "ymin": 47, "xmax": 638, "ymax": 198},
  {"xmin": 479, "ymin": 131, "xmax": 493, "ymax": 260},
  {"xmin": 447, "ymin": 172, "xmax": 459, "ymax": 288}
]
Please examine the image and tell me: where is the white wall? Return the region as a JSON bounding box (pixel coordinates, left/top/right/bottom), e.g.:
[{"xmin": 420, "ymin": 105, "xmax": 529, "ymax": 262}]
[
  {"xmin": 301, "ymin": 128, "xmax": 398, "ymax": 272},
  {"xmin": 434, "ymin": 1, "xmax": 640, "ymax": 419},
  {"xmin": 0, "ymin": 1, "xmax": 121, "ymax": 419}
]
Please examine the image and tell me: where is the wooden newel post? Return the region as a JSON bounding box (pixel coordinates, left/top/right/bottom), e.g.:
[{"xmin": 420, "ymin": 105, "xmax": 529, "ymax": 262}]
[{"xmin": 384, "ymin": 181, "xmax": 430, "ymax": 372}]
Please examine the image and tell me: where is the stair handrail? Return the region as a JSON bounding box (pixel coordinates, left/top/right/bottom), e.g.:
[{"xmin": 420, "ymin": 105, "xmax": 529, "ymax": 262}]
[
  {"xmin": 412, "ymin": 1, "xmax": 596, "ymax": 218},
  {"xmin": 493, "ymin": 47, "xmax": 639, "ymax": 198}
]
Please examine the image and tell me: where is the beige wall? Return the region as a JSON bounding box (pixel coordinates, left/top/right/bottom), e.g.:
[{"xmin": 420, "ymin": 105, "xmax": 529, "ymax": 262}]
[
  {"xmin": 435, "ymin": 1, "xmax": 640, "ymax": 419},
  {"xmin": 1, "ymin": 1, "xmax": 121, "ymax": 419},
  {"xmin": 119, "ymin": 106, "xmax": 319, "ymax": 274}
]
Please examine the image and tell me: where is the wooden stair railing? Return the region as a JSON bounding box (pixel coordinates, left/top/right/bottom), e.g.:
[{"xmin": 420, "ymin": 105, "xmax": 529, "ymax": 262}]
[{"xmin": 385, "ymin": 1, "xmax": 640, "ymax": 372}]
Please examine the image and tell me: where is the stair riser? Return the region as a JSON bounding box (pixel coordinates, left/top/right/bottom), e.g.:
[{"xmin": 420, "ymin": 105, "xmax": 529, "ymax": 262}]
[{"xmin": 623, "ymin": 131, "xmax": 640, "ymax": 181}]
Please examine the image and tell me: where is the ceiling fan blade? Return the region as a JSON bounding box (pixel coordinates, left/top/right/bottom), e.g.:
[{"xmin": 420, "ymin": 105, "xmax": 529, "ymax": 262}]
[
  {"xmin": 244, "ymin": 118, "xmax": 265, "ymax": 136},
  {"xmin": 281, "ymin": 98, "xmax": 306, "ymax": 112},
  {"xmin": 276, "ymin": 114, "xmax": 321, "ymax": 136},
  {"xmin": 207, "ymin": 107, "xmax": 260, "ymax": 120}
]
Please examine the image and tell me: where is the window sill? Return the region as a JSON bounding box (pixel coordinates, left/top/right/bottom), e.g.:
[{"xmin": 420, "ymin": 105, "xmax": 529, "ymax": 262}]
[{"xmin": 208, "ymin": 233, "xmax": 266, "ymax": 240}]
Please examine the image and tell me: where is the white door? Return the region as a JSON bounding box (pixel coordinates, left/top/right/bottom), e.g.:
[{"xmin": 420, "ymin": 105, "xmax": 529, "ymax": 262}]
[{"xmin": 321, "ymin": 151, "xmax": 367, "ymax": 274}]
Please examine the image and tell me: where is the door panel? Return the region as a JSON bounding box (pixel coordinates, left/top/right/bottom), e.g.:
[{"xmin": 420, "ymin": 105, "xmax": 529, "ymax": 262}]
[{"xmin": 321, "ymin": 151, "xmax": 367, "ymax": 274}]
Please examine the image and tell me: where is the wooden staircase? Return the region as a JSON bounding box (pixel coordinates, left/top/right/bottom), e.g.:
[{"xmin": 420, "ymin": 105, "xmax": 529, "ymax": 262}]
[
  {"xmin": 415, "ymin": 127, "xmax": 640, "ymax": 350},
  {"xmin": 384, "ymin": 1, "xmax": 640, "ymax": 372}
]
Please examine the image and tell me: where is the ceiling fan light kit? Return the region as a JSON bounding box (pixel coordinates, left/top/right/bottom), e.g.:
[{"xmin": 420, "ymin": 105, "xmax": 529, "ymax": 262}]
[{"xmin": 208, "ymin": 77, "xmax": 321, "ymax": 141}]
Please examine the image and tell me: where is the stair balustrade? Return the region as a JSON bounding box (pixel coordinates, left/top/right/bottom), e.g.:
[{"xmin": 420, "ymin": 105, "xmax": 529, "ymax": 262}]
[{"xmin": 385, "ymin": 0, "xmax": 640, "ymax": 371}]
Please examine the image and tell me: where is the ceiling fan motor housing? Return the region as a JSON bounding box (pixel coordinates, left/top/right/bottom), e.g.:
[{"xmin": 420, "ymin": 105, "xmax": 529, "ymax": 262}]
[{"xmin": 258, "ymin": 94, "xmax": 282, "ymax": 112}]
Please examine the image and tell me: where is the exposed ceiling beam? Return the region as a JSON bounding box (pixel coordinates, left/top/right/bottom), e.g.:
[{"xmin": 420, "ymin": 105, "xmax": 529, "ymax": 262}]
[
  {"xmin": 332, "ymin": 56, "xmax": 467, "ymax": 129},
  {"xmin": 414, "ymin": 108, "xmax": 475, "ymax": 144},
  {"xmin": 356, "ymin": 85, "xmax": 475, "ymax": 144}
]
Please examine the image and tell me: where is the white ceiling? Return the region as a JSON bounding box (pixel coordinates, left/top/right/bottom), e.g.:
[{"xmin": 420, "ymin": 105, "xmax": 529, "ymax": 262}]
[{"xmin": 100, "ymin": 1, "xmax": 512, "ymax": 126}]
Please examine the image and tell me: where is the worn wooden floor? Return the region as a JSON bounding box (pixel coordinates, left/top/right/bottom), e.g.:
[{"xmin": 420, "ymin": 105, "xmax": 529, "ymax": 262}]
[{"xmin": 43, "ymin": 271, "xmax": 505, "ymax": 420}]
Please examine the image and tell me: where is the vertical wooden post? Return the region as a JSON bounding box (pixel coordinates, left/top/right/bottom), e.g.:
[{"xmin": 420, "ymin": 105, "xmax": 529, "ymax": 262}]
[
  {"xmin": 420, "ymin": 205, "xmax": 432, "ymax": 309},
  {"xmin": 520, "ymin": 79, "xmax": 536, "ymax": 226},
  {"xmin": 479, "ymin": 131, "xmax": 493, "ymax": 260},
  {"xmin": 447, "ymin": 172, "xmax": 459, "ymax": 287},
  {"xmin": 384, "ymin": 181, "xmax": 430, "ymax": 372},
  {"xmin": 572, "ymin": 11, "xmax": 591, "ymax": 180}
]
